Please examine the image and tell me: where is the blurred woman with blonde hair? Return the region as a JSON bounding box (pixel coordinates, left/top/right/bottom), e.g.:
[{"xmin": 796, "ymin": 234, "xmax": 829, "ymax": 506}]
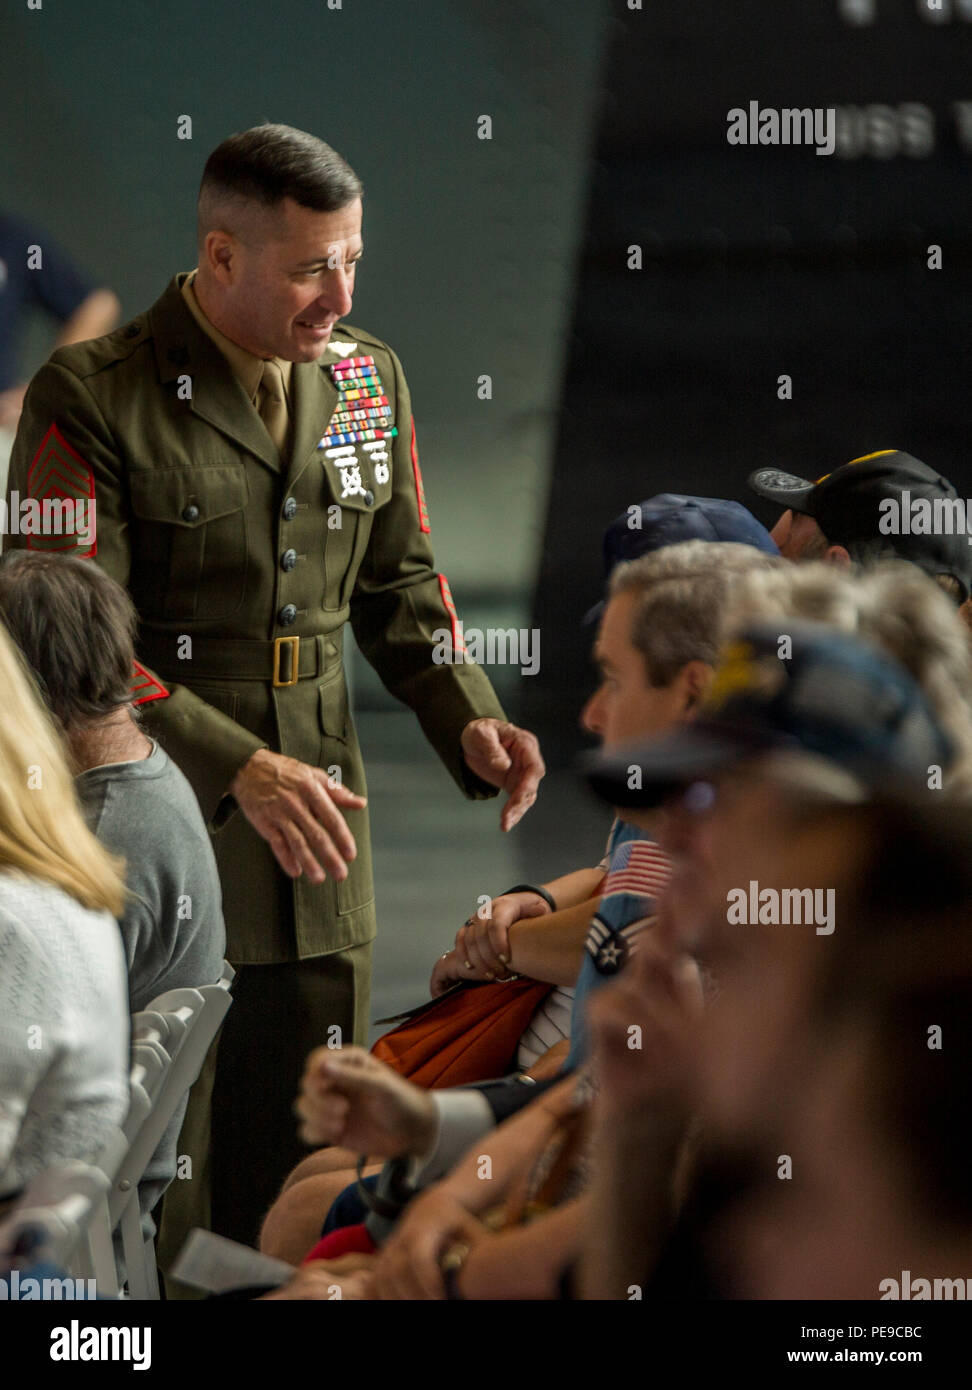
[{"xmin": 0, "ymin": 620, "xmax": 129, "ymax": 1200}]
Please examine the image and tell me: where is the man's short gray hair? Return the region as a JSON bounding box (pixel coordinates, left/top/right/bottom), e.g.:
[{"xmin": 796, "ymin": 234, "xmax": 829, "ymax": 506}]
[{"xmin": 607, "ymin": 540, "xmax": 781, "ymax": 686}]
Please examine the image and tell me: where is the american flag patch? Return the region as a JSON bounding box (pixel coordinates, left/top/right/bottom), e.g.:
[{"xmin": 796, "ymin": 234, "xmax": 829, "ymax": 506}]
[{"xmin": 602, "ymin": 839, "xmax": 671, "ymax": 901}]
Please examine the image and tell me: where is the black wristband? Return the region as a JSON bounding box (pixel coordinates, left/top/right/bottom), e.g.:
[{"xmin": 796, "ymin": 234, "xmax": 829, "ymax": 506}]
[
  {"xmin": 502, "ymin": 883, "xmax": 556, "ymax": 913},
  {"xmin": 356, "ymin": 1154, "xmax": 410, "ymax": 1221}
]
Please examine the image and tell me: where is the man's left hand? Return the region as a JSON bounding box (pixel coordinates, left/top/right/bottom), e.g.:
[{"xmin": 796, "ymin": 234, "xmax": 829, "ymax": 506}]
[{"xmin": 460, "ymin": 718, "xmax": 545, "ymax": 831}]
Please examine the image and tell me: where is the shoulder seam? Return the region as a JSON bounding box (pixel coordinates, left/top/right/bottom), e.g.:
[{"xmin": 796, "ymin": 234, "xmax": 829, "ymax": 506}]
[
  {"xmin": 50, "ymin": 327, "xmax": 151, "ymax": 380},
  {"xmin": 336, "ymin": 322, "xmax": 392, "ymax": 354}
]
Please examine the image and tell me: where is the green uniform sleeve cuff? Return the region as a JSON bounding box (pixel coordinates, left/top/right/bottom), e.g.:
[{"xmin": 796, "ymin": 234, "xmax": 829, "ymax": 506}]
[{"xmin": 139, "ymin": 682, "xmax": 267, "ymax": 825}]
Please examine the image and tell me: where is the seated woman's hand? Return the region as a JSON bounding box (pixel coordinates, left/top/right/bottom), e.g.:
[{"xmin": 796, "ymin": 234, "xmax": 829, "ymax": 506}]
[
  {"xmin": 429, "ymin": 947, "xmax": 470, "ymax": 997},
  {"xmin": 452, "ymin": 891, "xmax": 551, "ymax": 979}
]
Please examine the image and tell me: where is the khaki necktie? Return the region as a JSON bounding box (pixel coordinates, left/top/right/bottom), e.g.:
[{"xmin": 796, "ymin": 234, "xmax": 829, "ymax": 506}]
[{"xmin": 257, "ymin": 358, "xmax": 290, "ymax": 458}]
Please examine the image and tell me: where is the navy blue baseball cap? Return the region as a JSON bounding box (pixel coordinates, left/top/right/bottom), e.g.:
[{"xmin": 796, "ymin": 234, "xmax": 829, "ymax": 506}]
[
  {"xmin": 584, "ymin": 494, "xmax": 779, "ymax": 625},
  {"xmin": 583, "ymin": 620, "xmax": 954, "ymax": 807}
]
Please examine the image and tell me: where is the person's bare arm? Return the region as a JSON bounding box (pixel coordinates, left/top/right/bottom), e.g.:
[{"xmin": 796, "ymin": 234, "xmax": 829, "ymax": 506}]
[
  {"xmin": 436, "ymin": 1073, "xmax": 579, "ymax": 1207},
  {"xmin": 433, "ymin": 895, "xmax": 601, "ymax": 991},
  {"xmin": 0, "ymin": 291, "xmax": 122, "ymax": 429},
  {"xmin": 370, "ymin": 1076, "xmax": 581, "ymax": 1299},
  {"xmin": 52, "ymin": 288, "xmax": 121, "ymax": 349},
  {"xmin": 507, "ymin": 895, "xmax": 601, "ymax": 984},
  {"xmin": 544, "ymin": 866, "xmax": 605, "ymax": 907},
  {"xmin": 456, "ymin": 1197, "xmax": 588, "ymax": 1300},
  {"xmin": 435, "ymin": 863, "xmax": 605, "ymax": 992}
]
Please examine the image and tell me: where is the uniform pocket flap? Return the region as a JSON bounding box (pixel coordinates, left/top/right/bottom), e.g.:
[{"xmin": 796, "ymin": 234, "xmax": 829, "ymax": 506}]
[
  {"xmin": 129, "ymin": 465, "xmax": 249, "ymax": 527},
  {"xmin": 319, "ymin": 675, "xmax": 349, "ymax": 742}
]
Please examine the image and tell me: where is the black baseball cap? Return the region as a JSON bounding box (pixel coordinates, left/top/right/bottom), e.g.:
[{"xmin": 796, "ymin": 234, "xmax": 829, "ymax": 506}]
[
  {"xmin": 748, "ymin": 451, "xmax": 972, "ymax": 601},
  {"xmin": 583, "ymin": 619, "xmax": 954, "ymax": 809}
]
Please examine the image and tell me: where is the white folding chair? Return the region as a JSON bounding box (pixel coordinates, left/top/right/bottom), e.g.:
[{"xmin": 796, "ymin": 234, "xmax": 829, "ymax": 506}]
[
  {"xmin": 0, "ymin": 1162, "xmax": 109, "ymax": 1279},
  {"xmin": 132, "ymin": 1006, "xmax": 191, "ymax": 1058},
  {"xmin": 110, "ymin": 963, "xmax": 235, "ymax": 1299},
  {"xmin": 70, "ymin": 1048, "xmax": 164, "ymax": 1296}
]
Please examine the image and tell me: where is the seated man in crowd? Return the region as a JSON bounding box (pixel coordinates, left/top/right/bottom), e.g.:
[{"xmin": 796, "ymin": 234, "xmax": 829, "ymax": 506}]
[
  {"xmin": 749, "ymin": 448, "xmax": 972, "ymax": 606},
  {"xmin": 358, "ymin": 613, "xmax": 967, "ymax": 1301},
  {"xmin": 269, "ymin": 557, "xmax": 972, "ymax": 1298},
  {"xmin": 581, "ymin": 620, "xmax": 969, "ymax": 1298},
  {"xmin": 584, "ymin": 778, "xmax": 972, "ymax": 1301},
  {"xmin": 0, "ymin": 551, "xmax": 226, "ymax": 1240},
  {"xmin": 434, "ymin": 495, "xmax": 779, "ymax": 1015},
  {"xmin": 730, "ymin": 821, "xmax": 972, "ymax": 1300},
  {"xmin": 0, "ymin": 623, "xmax": 129, "ymax": 1204},
  {"xmin": 260, "ymin": 533, "xmax": 780, "ymax": 1268}
]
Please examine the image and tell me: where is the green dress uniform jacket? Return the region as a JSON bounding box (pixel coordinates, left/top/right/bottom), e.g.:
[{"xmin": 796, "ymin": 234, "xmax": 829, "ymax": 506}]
[{"xmin": 5, "ymin": 274, "xmax": 506, "ymax": 963}]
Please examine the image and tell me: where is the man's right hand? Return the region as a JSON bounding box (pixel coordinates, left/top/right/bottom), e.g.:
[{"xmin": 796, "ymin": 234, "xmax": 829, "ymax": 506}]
[
  {"xmin": 294, "ymin": 1045, "xmax": 437, "ymax": 1159},
  {"xmin": 229, "ymin": 748, "xmax": 366, "ymax": 882}
]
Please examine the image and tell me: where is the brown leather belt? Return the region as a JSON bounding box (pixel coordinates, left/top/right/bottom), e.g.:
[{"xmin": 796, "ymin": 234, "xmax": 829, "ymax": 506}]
[{"xmin": 138, "ymin": 632, "xmax": 339, "ymax": 687}]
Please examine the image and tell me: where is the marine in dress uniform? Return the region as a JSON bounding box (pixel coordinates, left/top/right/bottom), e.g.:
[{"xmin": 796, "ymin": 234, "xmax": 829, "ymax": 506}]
[{"xmin": 4, "ymin": 270, "xmax": 513, "ymax": 1247}]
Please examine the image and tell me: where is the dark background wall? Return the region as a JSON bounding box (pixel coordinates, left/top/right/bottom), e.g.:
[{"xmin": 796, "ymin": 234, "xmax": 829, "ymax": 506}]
[{"xmin": 520, "ymin": 0, "xmax": 972, "ymax": 808}]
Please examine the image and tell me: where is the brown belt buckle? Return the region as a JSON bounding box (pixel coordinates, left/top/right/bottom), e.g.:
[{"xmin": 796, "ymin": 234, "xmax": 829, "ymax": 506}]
[{"xmin": 272, "ymin": 635, "xmax": 300, "ymax": 687}]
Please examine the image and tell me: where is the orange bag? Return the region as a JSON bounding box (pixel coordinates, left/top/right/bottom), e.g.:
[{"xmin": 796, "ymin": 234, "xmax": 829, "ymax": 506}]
[{"xmin": 371, "ymin": 979, "xmax": 553, "ymax": 1088}]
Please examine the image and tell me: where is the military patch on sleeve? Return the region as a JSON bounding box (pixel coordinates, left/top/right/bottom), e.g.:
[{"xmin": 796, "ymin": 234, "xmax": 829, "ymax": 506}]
[
  {"xmin": 25, "ymin": 423, "xmax": 97, "ymax": 557},
  {"xmin": 411, "ymin": 418, "xmax": 430, "ymax": 534},
  {"xmin": 437, "ymin": 575, "xmax": 466, "ymax": 656},
  {"xmin": 130, "ymin": 661, "xmax": 170, "ymax": 706}
]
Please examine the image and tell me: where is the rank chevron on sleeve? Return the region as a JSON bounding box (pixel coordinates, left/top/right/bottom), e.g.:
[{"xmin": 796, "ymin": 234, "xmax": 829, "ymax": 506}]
[
  {"xmin": 25, "ymin": 423, "xmax": 97, "ymax": 556},
  {"xmin": 130, "ymin": 661, "xmax": 170, "ymax": 705}
]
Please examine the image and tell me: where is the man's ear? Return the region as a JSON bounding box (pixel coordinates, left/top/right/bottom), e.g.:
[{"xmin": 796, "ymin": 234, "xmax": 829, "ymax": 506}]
[
  {"xmin": 824, "ymin": 545, "xmax": 852, "ymax": 569},
  {"xmin": 202, "ymin": 229, "xmax": 237, "ymax": 283},
  {"xmin": 680, "ymin": 660, "xmax": 713, "ymax": 713}
]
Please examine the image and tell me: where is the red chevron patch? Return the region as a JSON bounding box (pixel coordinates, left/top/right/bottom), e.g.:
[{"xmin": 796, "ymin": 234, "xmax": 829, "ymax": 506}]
[
  {"xmin": 411, "ymin": 418, "xmax": 430, "ymax": 534},
  {"xmin": 26, "ymin": 423, "xmax": 97, "ymax": 557},
  {"xmin": 130, "ymin": 661, "xmax": 170, "ymax": 706}
]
